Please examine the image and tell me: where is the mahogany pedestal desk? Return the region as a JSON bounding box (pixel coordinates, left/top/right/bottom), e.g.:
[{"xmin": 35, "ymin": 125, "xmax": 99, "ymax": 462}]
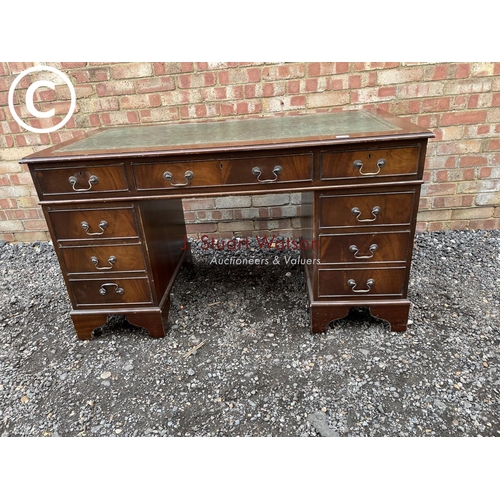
[{"xmin": 21, "ymin": 110, "xmax": 434, "ymax": 340}]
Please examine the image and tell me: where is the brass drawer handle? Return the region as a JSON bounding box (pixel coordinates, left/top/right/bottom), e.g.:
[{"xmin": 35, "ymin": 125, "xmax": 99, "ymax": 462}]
[
  {"xmin": 163, "ymin": 170, "xmax": 194, "ymax": 187},
  {"xmin": 351, "ymin": 206, "xmax": 381, "ymax": 222},
  {"xmin": 91, "ymin": 255, "xmax": 117, "ymax": 270},
  {"xmin": 81, "ymin": 220, "xmax": 108, "ymax": 236},
  {"xmin": 353, "ymin": 158, "xmax": 386, "ymax": 176},
  {"xmin": 252, "ymin": 165, "xmax": 282, "ymax": 183},
  {"xmin": 349, "ymin": 244, "xmax": 378, "ymax": 259},
  {"xmin": 99, "ymin": 283, "xmax": 124, "ymax": 295},
  {"xmin": 68, "ymin": 174, "xmax": 99, "ymax": 191},
  {"xmin": 347, "ymin": 278, "xmax": 375, "ymax": 293}
]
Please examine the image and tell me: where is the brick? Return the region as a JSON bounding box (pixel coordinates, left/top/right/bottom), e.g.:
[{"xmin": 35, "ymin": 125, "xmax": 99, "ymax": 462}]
[
  {"xmin": 232, "ymin": 208, "xmax": 263, "ymax": 219},
  {"xmin": 469, "ymin": 219, "xmax": 500, "ymax": 230},
  {"xmin": 23, "ymin": 219, "xmax": 48, "ymax": 230},
  {"xmin": 161, "ymin": 89, "xmax": 202, "ymax": 106},
  {"xmin": 183, "ymin": 198, "xmax": 215, "ymax": 210},
  {"xmin": 421, "ymin": 97, "xmax": 451, "ymax": 112},
  {"xmin": 457, "ymin": 180, "xmax": 500, "ymax": 194},
  {"xmin": 215, "ymin": 196, "xmax": 251, "ymax": 209},
  {"xmin": 470, "ymin": 63, "xmax": 496, "ymax": 77},
  {"xmin": 455, "ymin": 64, "xmax": 470, "ymax": 78},
  {"xmin": 378, "ymin": 86, "xmax": 396, "ymax": 97},
  {"xmin": 96, "ymin": 81, "xmax": 135, "ymax": 96},
  {"xmin": 218, "ymin": 68, "xmax": 261, "ymax": 85},
  {"xmin": 9, "ymin": 172, "xmax": 33, "ymax": 185},
  {"xmin": 270, "ymin": 206, "xmax": 300, "ymax": 218},
  {"xmin": 136, "ymin": 77, "xmax": 175, "ymax": 93},
  {"xmin": 485, "ymin": 139, "xmax": 500, "ymax": 151},
  {"xmin": 262, "ymin": 96, "xmax": 305, "ymax": 112},
  {"xmin": 179, "ymin": 104, "xmax": 220, "ymax": 120},
  {"xmin": 252, "ymin": 194, "xmax": 290, "ymax": 207},
  {"xmin": 216, "ymin": 221, "xmax": 254, "ymax": 233},
  {"xmin": 0, "ymin": 162, "xmax": 23, "ymax": 174},
  {"xmin": 432, "ymin": 195, "xmax": 474, "ymax": 208},
  {"xmin": 428, "ymin": 64, "xmax": 450, "ymax": 80},
  {"xmin": 72, "ymin": 68, "xmax": 110, "ymax": 83},
  {"xmin": 459, "ymin": 156, "xmax": 488, "ymax": 167},
  {"xmin": 138, "ymin": 107, "xmax": 179, "ymax": 123},
  {"xmin": 60, "ymin": 62, "xmax": 87, "ymax": 68},
  {"xmin": 399, "ymin": 82, "xmax": 444, "ymax": 98},
  {"xmin": 416, "ymin": 209, "xmax": 452, "ymax": 222},
  {"xmin": 0, "ymin": 219, "xmax": 24, "ymax": 231},
  {"xmin": 377, "ymin": 66, "xmax": 424, "ymax": 85},
  {"xmin": 185, "ymin": 222, "xmax": 217, "ymax": 234},
  {"xmin": 436, "ymin": 140, "xmax": 481, "ymax": 155},
  {"xmin": 352, "ymin": 88, "xmax": 392, "ymax": 104},
  {"xmin": 306, "ymin": 91, "xmax": 350, "ymax": 108},
  {"xmin": 178, "ymin": 73, "xmax": 216, "ymax": 89},
  {"xmin": 444, "ymin": 79, "xmax": 492, "ymax": 94},
  {"xmin": 307, "ymin": 63, "xmax": 335, "ymax": 77},
  {"xmin": 451, "ymin": 207, "xmax": 494, "ymax": 219},
  {"xmin": 475, "ymin": 192, "xmax": 500, "ymax": 206},
  {"xmin": 13, "ymin": 231, "xmax": 50, "ymax": 242},
  {"xmin": 112, "ymin": 63, "xmax": 153, "ymax": 79},
  {"xmin": 479, "ymin": 167, "xmax": 500, "ymax": 179},
  {"xmin": 100, "ymin": 111, "xmax": 138, "ymax": 126},
  {"xmin": 491, "ymin": 93, "xmax": 500, "ymax": 107},
  {"xmin": 421, "ymin": 183, "xmax": 456, "ymax": 196},
  {"xmin": 16, "ymin": 197, "xmax": 40, "ymax": 208},
  {"xmin": 120, "ymin": 94, "xmax": 161, "ymax": 109},
  {"xmin": 441, "ymin": 110, "xmax": 487, "ymax": 126},
  {"xmin": 155, "ymin": 63, "xmax": 194, "ymax": 74},
  {"xmin": 262, "ymin": 64, "xmax": 305, "ymax": 80},
  {"xmin": 78, "ymin": 97, "xmax": 120, "ymax": 112}
]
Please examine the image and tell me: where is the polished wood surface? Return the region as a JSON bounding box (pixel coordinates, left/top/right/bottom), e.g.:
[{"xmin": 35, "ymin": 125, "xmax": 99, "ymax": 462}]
[
  {"xmin": 317, "ymin": 267, "xmax": 406, "ymax": 298},
  {"xmin": 319, "ymin": 231, "xmax": 411, "ymax": 264},
  {"xmin": 47, "ymin": 205, "xmax": 139, "ymax": 240},
  {"xmin": 320, "ymin": 145, "xmax": 420, "ymax": 180},
  {"xmin": 319, "ymin": 189, "xmax": 416, "ymax": 228},
  {"xmin": 34, "ymin": 163, "xmax": 128, "ymax": 196},
  {"xmin": 22, "ymin": 110, "xmax": 434, "ymax": 339},
  {"xmin": 133, "ymin": 153, "xmax": 313, "ymax": 191},
  {"xmin": 60, "ymin": 243, "xmax": 146, "ymax": 274},
  {"xmin": 69, "ymin": 276, "xmax": 152, "ymax": 307}
]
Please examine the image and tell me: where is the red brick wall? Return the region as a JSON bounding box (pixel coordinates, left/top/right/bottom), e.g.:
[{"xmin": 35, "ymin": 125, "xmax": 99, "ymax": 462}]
[{"xmin": 1, "ymin": 62, "xmax": 499, "ymax": 242}]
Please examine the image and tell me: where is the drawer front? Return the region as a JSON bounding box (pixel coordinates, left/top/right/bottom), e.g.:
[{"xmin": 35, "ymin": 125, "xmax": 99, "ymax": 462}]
[
  {"xmin": 321, "ymin": 146, "xmax": 419, "ymax": 180},
  {"xmin": 132, "ymin": 153, "xmax": 313, "ymax": 190},
  {"xmin": 48, "ymin": 207, "xmax": 139, "ymax": 241},
  {"xmin": 69, "ymin": 277, "xmax": 152, "ymax": 307},
  {"xmin": 319, "ymin": 191, "xmax": 416, "ymax": 228},
  {"xmin": 318, "ymin": 268, "xmax": 406, "ymax": 298},
  {"xmin": 319, "ymin": 231, "xmax": 411, "ymax": 264},
  {"xmin": 223, "ymin": 154, "xmax": 313, "ymax": 184},
  {"xmin": 61, "ymin": 243, "xmax": 146, "ymax": 274},
  {"xmin": 35, "ymin": 164, "xmax": 128, "ymax": 196}
]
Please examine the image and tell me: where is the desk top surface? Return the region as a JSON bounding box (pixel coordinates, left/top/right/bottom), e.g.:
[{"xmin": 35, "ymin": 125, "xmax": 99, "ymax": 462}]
[{"xmin": 22, "ymin": 109, "xmax": 434, "ymax": 163}]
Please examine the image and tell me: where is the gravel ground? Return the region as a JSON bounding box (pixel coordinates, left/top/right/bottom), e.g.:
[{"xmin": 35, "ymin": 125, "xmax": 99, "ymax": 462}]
[{"xmin": 0, "ymin": 229, "xmax": 499, "ymax": 437}]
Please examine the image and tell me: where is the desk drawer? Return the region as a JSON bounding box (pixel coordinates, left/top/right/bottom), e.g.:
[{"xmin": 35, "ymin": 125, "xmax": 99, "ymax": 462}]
[
  {"xmin": 48, "ymin": 207, "xmax": 139, "ymax": 241},
  {"xmin": 61, "ymin": 243, "xmax": 146, "ymax": 274},
  {"xmin": 132, "ymin": 153, "xmax": 313, "ymax": 190},
  {"xmin": 319, "ymin": 190, "xmax": 416, "ymax": 228},
  {"xmin": 319, "ymin": 231, "xmax": 411, "ymax": 264},
  {"xmin": 318, "ymin": 267, "xmax": 406, "ymax": 298},
  {"xmin": 35, "ymin": 164, "xmax": 128, "ymax": 196},
  {"xmin": 69, "ymin": 277, "xmax": 152, "ymax": 307},
  {"xmin": 321, "ymin": 146, "xmax": 419, "ymax": 180}
]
